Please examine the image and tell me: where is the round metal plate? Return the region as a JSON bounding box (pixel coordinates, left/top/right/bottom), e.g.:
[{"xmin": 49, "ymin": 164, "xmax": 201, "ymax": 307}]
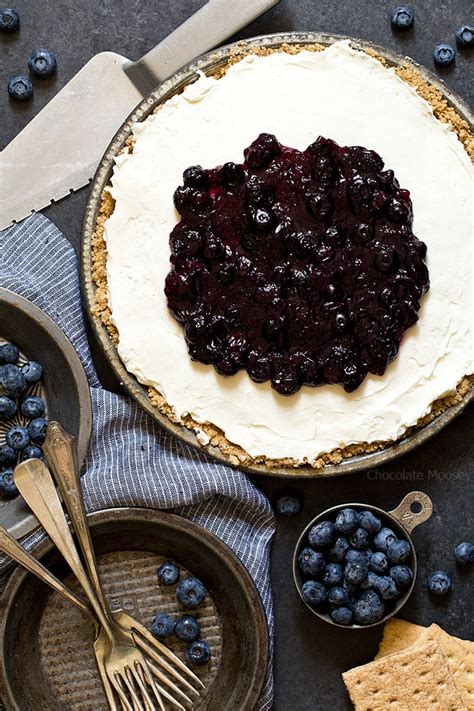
[{"xmin": 80, "ymin": 32, "xmax": 473, "ymax": 479}]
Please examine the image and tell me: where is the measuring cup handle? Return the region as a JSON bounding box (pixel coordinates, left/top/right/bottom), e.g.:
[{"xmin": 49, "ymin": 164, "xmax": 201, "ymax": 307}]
[{"xmin": 389, "ymin": 491, "xmax": 433, "ymax": 534}]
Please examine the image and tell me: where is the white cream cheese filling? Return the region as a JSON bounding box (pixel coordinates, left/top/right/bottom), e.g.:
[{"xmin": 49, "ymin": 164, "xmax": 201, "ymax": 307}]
[{"xmin": 104, "ymin": 41, "xmax": 473, "ymax": 462}]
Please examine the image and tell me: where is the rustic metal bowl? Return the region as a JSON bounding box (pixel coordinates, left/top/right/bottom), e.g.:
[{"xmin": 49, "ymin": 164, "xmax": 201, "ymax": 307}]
[
  {"xmin": 0, "ymin": 507, "xmax": 268, "ymax": 710},
  {"xmin": 293, "ymin": 491, "xmax": 433, "ymax": 628},
  {"xmin": 0, "ymin": 288, "xmax": 92, "ymax": 538},
  {"xmin": 80, "ymin": 31, "xmax": 473, "ymax": 479}
]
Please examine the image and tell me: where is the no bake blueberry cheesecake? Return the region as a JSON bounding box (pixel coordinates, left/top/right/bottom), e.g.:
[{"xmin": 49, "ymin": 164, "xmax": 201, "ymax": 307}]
[{"xmin": 92, "ymin": 41, "xmax": 473, "ymax": 470}]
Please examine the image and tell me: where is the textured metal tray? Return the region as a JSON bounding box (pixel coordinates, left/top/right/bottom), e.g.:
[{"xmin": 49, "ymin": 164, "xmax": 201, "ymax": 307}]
[
  {"xmin": 0, "ymin": 507, "xmax": 268, "ymax": 710},
  {"xmin": 0, "ymin": 288, "xmax": 92, "ymax": 538},
  {"xmin": 80, "ymin": 32, "xmax": 473, "ymax": 479}
]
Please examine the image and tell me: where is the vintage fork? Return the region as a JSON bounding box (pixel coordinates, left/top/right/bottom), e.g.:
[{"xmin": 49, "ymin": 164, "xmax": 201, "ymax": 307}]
[
  {"xmin": 14, "ymin": 458, "xmax": 168, "ymax": 711},
  {"xmin": 43, "ymin": 422, "xmax": 204, "ymax": 705}
]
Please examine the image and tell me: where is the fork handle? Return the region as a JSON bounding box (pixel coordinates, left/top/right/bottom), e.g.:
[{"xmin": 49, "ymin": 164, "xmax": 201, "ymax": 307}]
[{"xmin": 43, "ymin": 421, "xmax": 111, "ymax": 617}]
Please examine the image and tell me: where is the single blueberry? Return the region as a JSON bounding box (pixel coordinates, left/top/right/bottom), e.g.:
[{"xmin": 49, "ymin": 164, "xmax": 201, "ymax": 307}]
[
  {"xmin": 0, "ymin": 396, "xmax": 17, "ymax": 421},
  {"xmin": 21, "ymin": 360, "xmax": 43, "ymax": 386},
  {"xmin": 387, "ymin": 539, "xmax": 411, "ymax": 565},
  {"xmin": 183, "ymin": 165, "xmax": 208, "ymax": 190},
  {"xmin": 185, "ymin": 639, "xmax": 211, "ymax": 667},
  {"xmin": 150, "ymin": 612, "xmax": 174, "ymax": 640},
  {"xmin": 389, "ymin": 565, "xmax": 413, "ymax": 588},
  {"xmin": 274, "ymin": 494, "xmax": 302, "ymax": 517},
  {"xmin": 0, "ymin": 469, "xmax": 18, "ymax": 497},
  {"xmin": 360, "ymin": 571, "xmax": 380, "ymax": 591},
  {"xmin": 308, "ymin": 520, "xmax": 336, "ymax": 548},
  {"xmin": 349, "ymin": 528, "xmax": 370, "ymax": 550},
  {"xmin": 20, "ymin": 445, "xmax": 43, "ymax": 461},
  {"xmin": 353, "ymin": 590, "xmax": 385, "ymax": 625},
  {"xmin": 374, "ymin": 575, "xmax": 399, "ymax": 600},
  {"xmin": 455, "ymin": 24, "xmax": 474, "ymax": 48},
  {"xmin": 345, "ymin": 560, "xmax": 369, "ymax": 586},
  {"xmin": 454, "ymin": 541, "xmax": 474, "ymax": 566},
  {"xmin": 358, "ymin": 510, "xmax": 382, "ymax": 535},
  {"xmin": 345, "ymin": 548, "xmax": 372, "ymax": 566},
  {"xmin": 20, "ymin": 395, "xmax": 45, "ymax": 420},
  {"xmin": 323, "ymin": 563, "xmax": 343, "ymax": 587},
  {"xmin": 427, "ymin": 570, "xmax": 452, "ymax": 596},
  {"xmin": 433, "ymin": 43, "xmax": 455, "ymax": 67},
  {"xmin": 327, "ymin": 586, "xmax": 349, "ymax": 608},
  {"xmin": 374, "ymin": 527, "xmax": 397, "ymax": 553},
  {"xmin": 28, "ymin": 417, "xmax": 47, "ymax": 443},
  {"xmin": 0, "ymin": 7, "xmax": 19, "ymax": 32},
  {"xmin": 331, "ymin": 606, "xmax": 353, "ymax": 625},
  {"xmin": 1, "ymin": 364, "xmax": 27, "ymax": 398},
  {"xmin": 390, "ymin": 6, "xmax": 415, "ymax": 30},
  {"xmin": 6, "ymin": 425, "xmax": 29, "ymax": 451},
  {"xmin": 7, "ymin": 75, "xmax": 33, "ymax": 102},
  {"xmin": 157, "ymin": 561, "xmax": 180, "ymax": 586},
  {"xmin": 175, "ymin": 614, "xmax": 200, "ymax": 642},
  {"xmin": 298, "ymin": 547, "xmax": 325, "ymax": 577},
  {"xmin": 0, "ymin": 343, "xmax": 19, "ymax": 364},
  {"xmin": 328, "ymin": 536, "xmax": 350, "ymax": 562},
  {"xmin": 301, "ymin": 579, "xmax": 327, "ymax": 608},
  {"xmin": 176, "ymin": 577, "xmax": 207, "ymax": 609},
  {"xmin": 0, "ymin": 445, "xmax": 17, "ymax": 467},
  {"xmin": 335, "ymin": 508, "xmax": 359, "ymax": 535},
  {"xmin": 221, "ymin": 161, "xmax": 245, "ymax": 189},
  {"xmin": 370, "ymin": 551, "xmax": 389, "ymax": 575}
]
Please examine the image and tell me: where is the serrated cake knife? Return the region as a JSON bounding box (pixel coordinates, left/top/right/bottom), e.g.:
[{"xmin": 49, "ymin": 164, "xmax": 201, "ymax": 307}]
[{"xmin": 0, "ymin": 0, "xmax": 279, "ymax": 231}]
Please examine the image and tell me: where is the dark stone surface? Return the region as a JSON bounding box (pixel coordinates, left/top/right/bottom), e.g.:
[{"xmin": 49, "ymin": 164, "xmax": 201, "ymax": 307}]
[{"xmin": 1, "ymin": 2, "xmax": 472, "ymax": 709}]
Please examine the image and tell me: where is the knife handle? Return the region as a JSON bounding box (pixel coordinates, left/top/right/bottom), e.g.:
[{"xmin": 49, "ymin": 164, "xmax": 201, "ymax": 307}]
[{"xmin": 125, "ymin": 0, "xmax": 280, "ymax": 95}]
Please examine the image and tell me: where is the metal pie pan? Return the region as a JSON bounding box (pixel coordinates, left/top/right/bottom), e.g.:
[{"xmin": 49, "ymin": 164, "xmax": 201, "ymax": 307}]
[
  {"xmin": 0, "ymin": 507, "xmax": 269, "ymax": 710},
  {"xmin": 0, "ymin": 288, "xmax": 92, "ymax": 537},
  {"xmin": 80, "ymin": 32, "xmax": 473, "ymax": 479}
]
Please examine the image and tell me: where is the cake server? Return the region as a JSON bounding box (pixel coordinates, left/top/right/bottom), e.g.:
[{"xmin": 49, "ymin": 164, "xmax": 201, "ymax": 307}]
[{"xmin": 0, "ymin": 0, "xmax": 279, "ymax": 231}]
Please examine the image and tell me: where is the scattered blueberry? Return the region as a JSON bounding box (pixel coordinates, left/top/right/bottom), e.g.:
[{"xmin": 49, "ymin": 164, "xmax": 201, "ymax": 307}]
[
  {"xmin": 374, "ymin": 527, "xmax": 397, "ymax": 553},
  {"xmin": 275, "ymin": 494, "xmax": 302, "ymax": 517},
  {"xmin": 7, "ymin": 75, "xmax": 33, "ymax": 101},
  {"xmin": 387, "ymin": 539, "xmax": 411, "ymax": 565},
  {"xmin": 20, "ymin": 445, "xmax": 43, "ymax": 461},
  {"xmin": 0, "ymin": 445, "xmax": 16, "ymax": 467},
  {"xmin": 390, "ymin": 6, "xmax": 415, "ymax": 30},
  {"xmin": 370, "ymin": 551, "xmax": 389, "ymax": 575},
  {"xmin": 176, "ymin": 577, "xmax": 207, "ymax": 609},
  {"xmin": 27, "ymin": 417, "xmax": 47, "ymax": 443},
  {"xmin": 0, "ymin": 396, "xmax": 17, "ymax": 421},
  {"xmin": 374, "ymin": 575, "xmax": 399, "ymax": 600},
  {"xmin": 349, "ymin": 528, "xmax": 370, "ymax": 550},
  {"xmin": 323, "ymin": 563, "xmax": 343, "ymax": 587},
  {"xmin": 331, "ymin": 606, "xmax": 353, "ymax": 625},
  {"xmin": 389, "ymin": 565, "xmax": 413, "ymax": 588},
  {"xmin": 345, "ymin": 560, "xmax": 369, "ymax": 586},
  {"xmin": 327, "ymin": 586, "xmax": 349, "ymax": 608},
  {"xmin": 1, "ymin": 364, "xmax": 26, "ymax": 398},
  {"xmin": 0, "ymin": 469, "xmax": 17, "ymax": 497},
  {"xmin": 21, "ymin": 360, "xmax": 43, "ymax": 386},
  {"xmin": 20, "ymin": 395, "xmax": 45, "ymax": 419},
  {"xmin": 308, "ymin": 520, "xmax": 336, "ymax": 548},
  {"xmin": 28, "ymin": 48, "xmax": 57, "ymax": 79},
  {"xmin": 454, "ymin": 541, "xmax": 474, "ymax": 566},
  {"xmin": 0, "ymin": 7, "xmax": 19, "ymax": 33},
  {"xmin": 185, "ymin": 639, "xmax": 211, "ymax": 667},
  {"xmin": 358, "ymin": 510, "xmax": 382, "ymax": 535},
  {"xmin": 427, "ymin": 570, "xmax": 453, "ymax": 596},
  {"xmin": 6, "ymin": 425, "xmax": 29, "ymax": 451},
  {"xmin": 328, "ymin": 536, "xmax": 350, "ymax": 562},
  {"xmin": 150, "ymin": 612, "xmax": 174, "ymax": 640},
  {"xmin": 455, "ymin": 24, "xmax": 474, "ymax": 48},
  {"xmin": 0, "ymin": 343, "xmax": 19, "ymax": 364},
  {"xmin": 353, "ymin": 590, "xmax": 385, "ymax": 625},
  {"xmin": 157, "ymin": 561, "xmax": 180, "ymax": 585},
  {"xmin": 175, "ymin": 615, "xmax": 200, "ymax": 642},
  {"xmin": 298, "ymin": 547, "xmax": 325, "ymax": 577},
  {"xmin": 433, "ymin": 43, "xmax": 455, "ymax": 67},
  {"xmin": 302, "ymin": 580, "xmax": 327, "ymax": 608},
  {"xmin": 335, "ymin": 508, "xmax": 359, "ymax": 535}
]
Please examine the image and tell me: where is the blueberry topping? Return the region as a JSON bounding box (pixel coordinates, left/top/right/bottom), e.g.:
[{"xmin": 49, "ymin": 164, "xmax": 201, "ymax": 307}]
[
  {"xmin": 433, "ymin": 43, "xmax": 456, "ymax": 67},
  {"xmin": 427, "ymin": 570, "xmax": 452, "ymax": 596},
  {"xmin": 6, "ymin": 425, "xmax": 29, "ymax": 451},
  {"xmin": 358, "ymin": 510, "xmax": 382, "ymax": 535},
  {"xmin": 335, "ymin": 508, "xmax": 359, "ymax": 535},
  {"xmin": 0, "ymin": 445, "xmax": 17, "ymax": 467},
  {"xmin": 0, "ymin": 7, "xmax": 19, "ymax": 33},
  {"xmin": 176, "ymin": 577, "xmax": 207, "ymax": 609},
  {"xmin": 455, "ymin": 24, "xmax": 474, "ymax": 49},
  {"xmin": 353, "ymin": 590, "xmax": 385, "ymax": 625},
  {"xmin": 390, "ymin": 6, "xmax": 415, "ymax": 30},
  {"xmin": 0, "ymin": 343, "xmax": 19, "ymax": 364},
  {"xmin": 21, "ymin": 360, "xmax": 43, "ymax": 386},
  {"xmin": 28, "ymin": 49, "xmax": 57, "ymax": 79},
  {"xmin": 166, "ymin": 135, "xmax": 429, "ymax": 394},
  {"xmin": 308, "ymin": 520, "xmax": 336, "ymax": 549},
  {"xmin": 323, "ymin": 563, "xmax": 343, "ymax": 587},
  {"xmin": 0, "ymin": 469, "xmax": 17, "ymax": 497},
  {"xmin": 349, "ymin": 528, "xmax": 370, "ymax": 550},
  {"xmin": 374, "ymin": 527, "xmax": 397, "ymax": 553},
  {"xmin": 27, "ymin": 417, "xmax": 47, "ymax": 443},
  {"xmin": 174, "ymin": 615, "xmax": 200, "ymax": 642},
  {"xmin": 150, "ymin": 612, "xmax": 174, "ymax": 640},
  {"xmin": 1, "ymin": 364, "xmax": 27, "ymax": 398},
  {"xmin": 275, "ymin": 494, "xmax": 302, "ymax": 517},
  {"xmin": 386, "ymin": 539, "xmax": 411, "ymax": 565},
  {"xmin": 157, "ymin": 561, "xmax": 180, "ymax": 586},
  {"xmin": 7, "ymin": 75, "xmax": 33, "ymax": 101},
  {"xmin": 20, "ymin": 445, "xmax": 43, "ymax": 461},
  {"xmin": 302, "ymin": 580, "xmax": 327, "ymax": 608},
  {"xmin": 185, "ymin": 639, "xmax": 211, "ymax": 666},
  {"xmin": 327, "ymin": 586, "xmax": 350, "ymax": 609},
  {"xmin": 20, "ymin": 395, "xmax": 45, "ymax": 419},
  {"xmin": 331, "ymin": 606, "xmax": 353, "ymax": 625},
  {"xmin": 298, "ymin": 547, "xmax": 325, "ymax": 577},
  {"xmin": 389, "ymin": 565, "xmax": 413, "ymax": 588},
  {"xmin": 0, "ymin": 396, "xmax": 17, "ymax": 421},
  {"xmin": 454, "ymin": 541, "xmax": 474, "ymax": 566},
  {"xmin": 370, "ymin": 551, "xmax": 389, "ymax": 575}
]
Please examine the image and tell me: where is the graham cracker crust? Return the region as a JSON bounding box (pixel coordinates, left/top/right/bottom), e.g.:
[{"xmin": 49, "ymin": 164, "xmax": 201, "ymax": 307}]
[{"xmin": 91, "ymin": 43, "xmax": 473, "ymax": 472}]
